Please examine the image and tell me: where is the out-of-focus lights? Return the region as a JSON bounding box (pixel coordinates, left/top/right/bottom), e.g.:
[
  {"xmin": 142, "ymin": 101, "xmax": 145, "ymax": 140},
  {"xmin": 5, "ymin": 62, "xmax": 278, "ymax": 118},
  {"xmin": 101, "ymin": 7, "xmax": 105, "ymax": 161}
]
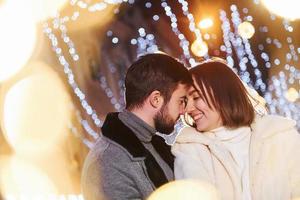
[
  {"xmin": 0, "ymin": 156, "xmax": 57, "ymax": 196},
  {"xmin": 191, "ymin": 39, "xmax": 208, "ymax": 57},
  {"xmin": 262, "ymin": 0, "xmax": 300, "ymax": 20},
  {"xmin": 0, "ymin": 2, "xmax": 36, "ymax": 82},
  {"xmin": 2, "ymin": 62, "xmax": 71, "ymax": 155},
  {"xmin": 285, "ymin": 87, "xmax": 299, "ymax": 102},
  {"xmin": 198, "ymin": 18, "xmax": 213, "ymax": 29},
  {"xmin": 9, "ymin": 0, "xmax": 68, "ymax": 22},
  {"xmin": 147, "ymin": 180, "xmax": 220, "ymax": 200},
  {"xmin": 238, "ymin": 21, "xmax": 255, "ymax": 39}
]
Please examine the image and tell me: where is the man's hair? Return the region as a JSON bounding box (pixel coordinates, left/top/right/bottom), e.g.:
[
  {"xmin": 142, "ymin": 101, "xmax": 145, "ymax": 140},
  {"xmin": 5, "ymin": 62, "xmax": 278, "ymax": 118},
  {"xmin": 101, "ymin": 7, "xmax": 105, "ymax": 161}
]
[
  {"xmin": 125, "ymin": 53, "xmax": 193, "ymax": 110},
  {"xmin": 189, "ymin": 58, "xmax": 255, "ymax": 128}
]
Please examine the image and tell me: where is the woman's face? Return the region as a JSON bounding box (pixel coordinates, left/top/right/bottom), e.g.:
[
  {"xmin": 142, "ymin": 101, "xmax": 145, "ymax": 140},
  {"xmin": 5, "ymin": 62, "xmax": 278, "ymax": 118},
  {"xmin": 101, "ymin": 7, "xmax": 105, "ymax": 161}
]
[{"xmin": 186, "ymin": 81, "xmax": 223, "ymax": 132}]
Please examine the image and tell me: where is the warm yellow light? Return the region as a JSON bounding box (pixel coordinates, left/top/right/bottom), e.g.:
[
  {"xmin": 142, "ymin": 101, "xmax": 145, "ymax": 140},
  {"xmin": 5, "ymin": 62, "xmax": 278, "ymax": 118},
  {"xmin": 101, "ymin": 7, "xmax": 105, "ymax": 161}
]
[
  {"xmin": 67, "ymin": 2, "xmax": 119, "ymax": 31},
  {"xmin": 198, "ymin": 18, "xmax": 213, "ymax": 29},
  {"xmin": 238, "ymin": 21, "xmax": 255, "ymax": 39},
  {"xmin": 262, "ymin": 0, "xmax": 300, "ymax": 20},
  {"xmin": 148, "ymin": 180, "xmax": 220, "ymax": 200},
  {"xmin": 191, "ymin": 39, "xmax": 208, "ymax": 57},
  {"xmin": 30, "ymin": 0, "xmax": 68, "ymax": 22},
  {"xmin": 0, "ymin": 2, "xmax": 36, "ymax": 82},
  {"xmin": 8, "ymin": 0, "xmax": 68, "ymax": 22},
  {"xmin": 0, "ymin": 155, "xmax": 57, "ymax": 196},
  {"xmin": 285, "ymin": 87, "xmax": 299, "ymax": 102},
  {"xmin": 2, "ymin": 62, "xmax": 72, "ymax": 155}
]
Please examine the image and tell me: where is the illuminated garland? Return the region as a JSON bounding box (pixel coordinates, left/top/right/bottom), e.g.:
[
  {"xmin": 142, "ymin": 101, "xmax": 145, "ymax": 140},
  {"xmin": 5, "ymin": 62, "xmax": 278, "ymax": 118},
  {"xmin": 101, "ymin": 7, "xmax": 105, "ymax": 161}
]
[{"xmin": 44, "ymin": 0, "xmax": 300, "ymax": 148}]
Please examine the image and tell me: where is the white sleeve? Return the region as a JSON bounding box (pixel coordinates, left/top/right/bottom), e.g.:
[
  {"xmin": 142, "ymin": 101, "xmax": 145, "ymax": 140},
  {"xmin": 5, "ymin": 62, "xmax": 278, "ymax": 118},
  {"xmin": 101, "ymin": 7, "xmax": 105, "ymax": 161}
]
[{"xmin": 288, "ymin": 128, "xmax": 300, "ymax": 198}]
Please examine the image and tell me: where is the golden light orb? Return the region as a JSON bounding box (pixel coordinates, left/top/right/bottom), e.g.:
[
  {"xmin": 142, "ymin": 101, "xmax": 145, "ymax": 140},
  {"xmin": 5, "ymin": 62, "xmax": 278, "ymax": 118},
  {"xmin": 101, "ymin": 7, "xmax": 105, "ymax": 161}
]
[
  {"xmin": 238, "ymin": 21, "xmax": 255, "ymax": 39},
  {"xmin": 0, "ymin": 155, "xmax": 57, "ymax": 197},
  {"xmin": 8, "ymin": 0, "xmax": 68, "ymax": 22},
  {"xmin": 148, "ymin": 180, "xmax": 220, "ymax": 200},
  {"xmin": 198, "ymin": 18, "xmax": 213, "ymax": 29},
  {"xmin": 0, "ymin": 2, "xmax": 36, "ymax": 82},
  {"xmin": 191, "ymin": 39, "xmax": 208, "ymax": 57},
  {"xmin": 262, "ymin": 0, "xmax": 300, "ymax": 20},
  {"xmin": 285, "ymin": 87, "xmax": 299, "ymax": 102},
  {"xmin": 1, "ymin": 62, "xmax": 72, "ymax": 155}
]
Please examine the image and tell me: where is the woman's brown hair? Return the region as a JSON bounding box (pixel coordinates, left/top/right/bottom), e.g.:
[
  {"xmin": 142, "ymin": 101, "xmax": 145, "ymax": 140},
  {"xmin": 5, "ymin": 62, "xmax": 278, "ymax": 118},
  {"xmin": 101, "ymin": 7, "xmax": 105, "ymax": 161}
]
[{"xmin": 189, "ymin": 58, "xmax": 255, "ymax": 128}]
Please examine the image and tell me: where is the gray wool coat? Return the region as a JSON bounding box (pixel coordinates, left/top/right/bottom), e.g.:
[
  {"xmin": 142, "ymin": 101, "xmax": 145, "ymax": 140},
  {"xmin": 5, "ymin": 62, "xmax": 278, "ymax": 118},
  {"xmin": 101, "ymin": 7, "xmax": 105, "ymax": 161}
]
[{"xmin": 81, "ymin": 112, "xmax": 174, "ymax": 200}]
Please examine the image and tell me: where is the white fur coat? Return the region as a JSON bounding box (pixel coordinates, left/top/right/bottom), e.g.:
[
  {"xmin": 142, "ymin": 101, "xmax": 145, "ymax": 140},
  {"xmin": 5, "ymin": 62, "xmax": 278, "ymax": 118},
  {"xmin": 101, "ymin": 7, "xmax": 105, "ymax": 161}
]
[{"xmin": 172, "ymin": 115, "xmax": 300, "ymax": 200}]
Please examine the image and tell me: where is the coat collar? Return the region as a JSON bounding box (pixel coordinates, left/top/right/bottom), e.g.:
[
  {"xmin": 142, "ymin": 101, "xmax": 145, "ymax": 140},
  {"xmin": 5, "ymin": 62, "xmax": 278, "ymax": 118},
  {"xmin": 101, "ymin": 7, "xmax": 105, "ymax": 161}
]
[
  {"xmin": 101, "ymin": 112, "xmax": 172, "ymax": 188},
  {"xmin": 119, "ymin": 109, "xmax": 156, "ymax": 143},
  {"xmin": 101, "ymin": 112, "xmax": 147, "ymax": 158}
]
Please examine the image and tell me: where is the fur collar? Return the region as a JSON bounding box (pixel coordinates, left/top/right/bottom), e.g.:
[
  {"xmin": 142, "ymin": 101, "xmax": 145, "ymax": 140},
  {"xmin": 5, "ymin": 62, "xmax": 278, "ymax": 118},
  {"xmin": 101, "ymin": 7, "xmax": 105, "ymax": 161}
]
[
  {"xmin": 101, "ymin": 112, "xmax": 147, "ymax": 158},
  {"xmin": 101, "ymin": 112, "xmax": 172, "ymax": 188}
]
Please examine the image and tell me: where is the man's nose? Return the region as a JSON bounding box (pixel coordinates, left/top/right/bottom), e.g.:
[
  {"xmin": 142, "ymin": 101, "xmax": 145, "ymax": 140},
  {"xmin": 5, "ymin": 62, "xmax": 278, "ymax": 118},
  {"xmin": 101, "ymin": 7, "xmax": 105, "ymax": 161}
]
[{"xmin": 179, "ymin": 106, "xmax": 185, "ymax": 115}]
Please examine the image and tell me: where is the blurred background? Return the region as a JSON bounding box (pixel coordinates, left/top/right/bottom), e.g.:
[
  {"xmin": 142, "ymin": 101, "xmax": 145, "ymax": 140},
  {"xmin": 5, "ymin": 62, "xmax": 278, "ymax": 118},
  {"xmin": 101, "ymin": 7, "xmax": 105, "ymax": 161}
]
[{"xmin": 0, "ymin": 0, "xmax": 299, "ymax": 199}]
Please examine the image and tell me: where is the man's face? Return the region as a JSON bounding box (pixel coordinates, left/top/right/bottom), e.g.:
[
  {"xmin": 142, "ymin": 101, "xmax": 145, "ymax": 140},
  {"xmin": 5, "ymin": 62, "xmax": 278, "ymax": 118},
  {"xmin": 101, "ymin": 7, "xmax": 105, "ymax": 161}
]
[{"xmin": 154, "ymin": 84, "xmax": 189, "ymax": 134}]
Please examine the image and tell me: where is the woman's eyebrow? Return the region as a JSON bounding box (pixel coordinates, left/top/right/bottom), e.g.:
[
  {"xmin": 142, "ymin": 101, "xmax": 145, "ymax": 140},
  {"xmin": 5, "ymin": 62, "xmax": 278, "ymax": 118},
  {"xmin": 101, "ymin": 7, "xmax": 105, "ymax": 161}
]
[{"xmin": 188, "ymin": 89, "xmax": 197, "ymax": 96}]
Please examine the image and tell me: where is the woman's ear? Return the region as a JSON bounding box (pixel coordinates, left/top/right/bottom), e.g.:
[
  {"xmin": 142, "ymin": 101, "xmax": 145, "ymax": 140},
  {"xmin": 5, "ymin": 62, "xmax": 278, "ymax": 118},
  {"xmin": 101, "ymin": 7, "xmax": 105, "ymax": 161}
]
[{"xmin": 149, "ymin": 90, "xmax": 164, "ymax": 109}]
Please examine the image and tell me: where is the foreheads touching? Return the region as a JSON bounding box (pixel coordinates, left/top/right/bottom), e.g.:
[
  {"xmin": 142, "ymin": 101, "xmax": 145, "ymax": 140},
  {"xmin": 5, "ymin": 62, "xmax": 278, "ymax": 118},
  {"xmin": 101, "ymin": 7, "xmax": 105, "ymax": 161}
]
[{"xmin": 124, "ymin": 53, "xmax": 193, "ymax": 110}]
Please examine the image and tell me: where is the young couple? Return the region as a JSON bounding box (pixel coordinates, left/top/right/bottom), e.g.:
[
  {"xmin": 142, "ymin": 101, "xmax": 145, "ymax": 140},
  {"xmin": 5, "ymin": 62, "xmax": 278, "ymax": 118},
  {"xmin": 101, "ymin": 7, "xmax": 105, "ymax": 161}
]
[{"xmin": 82, "ymin": 53, "xmax": 300, "ymax": 200}]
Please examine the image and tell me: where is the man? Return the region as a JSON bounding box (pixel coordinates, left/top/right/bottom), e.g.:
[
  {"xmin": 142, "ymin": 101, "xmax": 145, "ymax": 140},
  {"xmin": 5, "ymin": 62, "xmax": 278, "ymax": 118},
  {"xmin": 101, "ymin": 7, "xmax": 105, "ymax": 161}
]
[{"xmin": 81, "ymin": 53, "xmax": 193, "ymax": 200}]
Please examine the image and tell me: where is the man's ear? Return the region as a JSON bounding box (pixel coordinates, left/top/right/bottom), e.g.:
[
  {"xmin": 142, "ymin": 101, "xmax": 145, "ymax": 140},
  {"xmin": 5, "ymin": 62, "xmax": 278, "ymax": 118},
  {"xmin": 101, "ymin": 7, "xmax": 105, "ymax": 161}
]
[{"xmin": 148, "ymin": 90, "xmax": 164, "ymax": 109}]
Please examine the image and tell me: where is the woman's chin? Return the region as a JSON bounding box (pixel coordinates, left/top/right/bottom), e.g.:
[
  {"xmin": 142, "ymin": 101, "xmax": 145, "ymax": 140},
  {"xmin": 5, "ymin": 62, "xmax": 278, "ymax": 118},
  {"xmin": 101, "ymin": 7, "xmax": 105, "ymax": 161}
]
[{"xmin": 195, "ymin": 125, "xmax": 207, "ymax": 132}]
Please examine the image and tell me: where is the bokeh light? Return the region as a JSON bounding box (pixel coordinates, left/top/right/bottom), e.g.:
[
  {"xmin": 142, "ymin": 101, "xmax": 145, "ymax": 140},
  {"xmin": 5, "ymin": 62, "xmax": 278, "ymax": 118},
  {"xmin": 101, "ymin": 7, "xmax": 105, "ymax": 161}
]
[
  {"xmin": 0, "ymin": 1, "xmax": 36, "ymax": 82},
  {"xmin": 262, "ymin": 0, "xmax": 300, "ymax": 20},
  {"xmin": 0, "ymin": 155, "xmax": 57, "ymax": 197},
  {"xmin": 198, "ymin": 18, "xmax": 213, "ymax": 29},
  {"xmin": 1, "ymin": 62, "xmax": 72, "ymax": 155},
  {"xmin": 191, "ymin": 39, "xmax": 208, "ymax": 57},
  {"xmin": 285, "ymin": 87, "xmax": 299, "ymax": 102},
  {"xmin": 30, "ymin": 0, "xmax": 67, "ymax": 22},
  {"xmin": 147, "ymin": 180, "xmax": 220, "ymax": 200},
  {"xmin": 9, "ymin": 0, "xmax": 68, "ymax": 22},
  {"xmin": 238, "ymin": 21, "xmax": 255, "ymax": 39}
]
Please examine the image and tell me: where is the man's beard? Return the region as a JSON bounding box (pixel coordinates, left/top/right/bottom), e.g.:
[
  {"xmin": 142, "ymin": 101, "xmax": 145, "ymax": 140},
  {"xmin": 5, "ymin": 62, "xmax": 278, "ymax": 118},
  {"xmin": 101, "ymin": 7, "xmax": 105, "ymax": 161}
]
[{"xmin": 154, "ymin": 103, "xmax": 176, "ymax": 134}]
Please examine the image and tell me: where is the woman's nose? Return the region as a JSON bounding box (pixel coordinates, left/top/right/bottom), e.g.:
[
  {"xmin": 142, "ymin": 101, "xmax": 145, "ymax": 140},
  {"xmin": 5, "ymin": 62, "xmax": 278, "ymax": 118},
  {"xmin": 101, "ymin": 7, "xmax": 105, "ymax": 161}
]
[{"xmin": 185, "ymin": 99, "xmax": 195, "ymax": 114}]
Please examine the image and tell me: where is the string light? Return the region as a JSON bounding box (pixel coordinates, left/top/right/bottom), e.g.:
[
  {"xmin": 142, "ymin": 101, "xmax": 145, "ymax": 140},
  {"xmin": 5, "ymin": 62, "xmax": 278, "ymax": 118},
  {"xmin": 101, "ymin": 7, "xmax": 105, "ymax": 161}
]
[
  {"xmin": 70, "ymin": 0, "xmax": 131, "ymax": 12},
  {"xmin": 221, "ymin": 5, "xmax": 265, "ymax": 93},
  {"xmin": 219, "ymin": 10, "xmax": 234, "ymax": 67},
  {"xmin": 42, "ymin": 0, "xmax": 300, "ymax": 148},
  {"xmin": 136, "ymin": 28, "xmax": 158, "ymax": 56},
  {"xmin": 251, "ymin": 0, "xmax": 300, "ymax": 127},
  {"xmin": 177, "ymin": 0, "xmax": 208, "ymax": 60},
  {"xmin": 265, "ymin": 73, "xmax": 299, "ymax": 127},
  {"xmin": 43, "ymin": 21, "xmax": 102, "ymax": 140},
  {"xmin": 177, "ymin": 0, "xmax": 204, "ymax": 41},
  {"xmin": 161, "ymin": 0, "xmax": 192, "ymax": 64},
  {"xmin": 98, "ymin": 75, "xmax": 123, "ymax": 111}
]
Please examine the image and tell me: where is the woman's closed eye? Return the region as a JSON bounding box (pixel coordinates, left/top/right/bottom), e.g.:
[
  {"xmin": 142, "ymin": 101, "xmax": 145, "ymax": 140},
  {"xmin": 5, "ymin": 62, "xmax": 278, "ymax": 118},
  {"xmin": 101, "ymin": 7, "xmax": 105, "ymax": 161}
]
[{"xmin": 193, "ymin": 95, "xmax": 202, "ymax": 100}]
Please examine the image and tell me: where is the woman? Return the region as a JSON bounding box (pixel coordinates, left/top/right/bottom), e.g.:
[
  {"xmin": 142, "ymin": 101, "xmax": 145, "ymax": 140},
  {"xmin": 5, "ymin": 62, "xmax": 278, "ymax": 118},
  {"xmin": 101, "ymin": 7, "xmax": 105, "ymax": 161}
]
[{"xmin": 172, "ymin": 58, "xmax": 300, "ymax": 200}]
